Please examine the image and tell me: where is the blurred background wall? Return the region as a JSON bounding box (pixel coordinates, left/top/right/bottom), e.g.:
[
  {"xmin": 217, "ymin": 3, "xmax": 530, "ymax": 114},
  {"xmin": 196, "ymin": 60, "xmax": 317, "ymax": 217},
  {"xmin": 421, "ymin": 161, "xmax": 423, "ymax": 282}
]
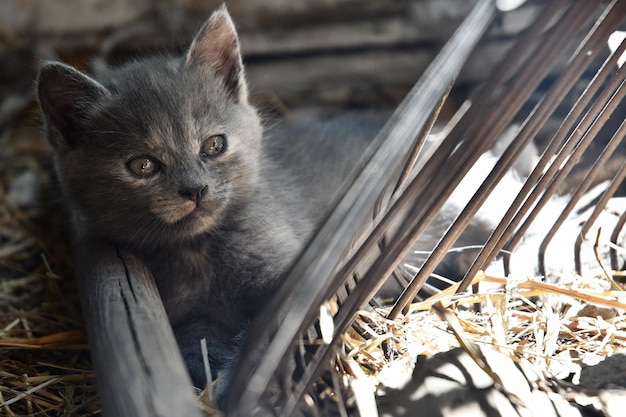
[{"xmin": 0, "ymin": 0, "xmax": 537, "ymax": 129}]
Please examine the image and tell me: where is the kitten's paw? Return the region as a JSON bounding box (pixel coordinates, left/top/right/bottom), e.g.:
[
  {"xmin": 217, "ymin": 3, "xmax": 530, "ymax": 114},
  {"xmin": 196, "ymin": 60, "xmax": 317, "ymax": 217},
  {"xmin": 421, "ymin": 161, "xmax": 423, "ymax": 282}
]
[{"xmin": 176, "ymin": 320, "xmax": 249, "ymax": 406}]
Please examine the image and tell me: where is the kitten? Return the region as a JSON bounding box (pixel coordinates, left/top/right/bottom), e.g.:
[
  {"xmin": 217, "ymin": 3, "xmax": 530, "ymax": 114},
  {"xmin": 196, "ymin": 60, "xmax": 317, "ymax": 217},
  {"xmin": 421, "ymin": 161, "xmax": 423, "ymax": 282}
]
[{"xmin": 37, "ymin": 5, "xmax": 382, "ymax": 396}]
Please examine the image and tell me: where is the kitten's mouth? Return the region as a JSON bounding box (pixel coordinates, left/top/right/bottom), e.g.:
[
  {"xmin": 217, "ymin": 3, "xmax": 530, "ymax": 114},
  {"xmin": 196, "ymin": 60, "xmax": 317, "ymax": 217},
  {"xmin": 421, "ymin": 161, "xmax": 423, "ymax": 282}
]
[
  {"xmin": 181, "ymin": 200, "xmax": 224, "ymax": 225},
  {"xmin": 155, "ymin": 200, "xmax": 222, "ymax": 233},
  {"xmin": 185, "ymin": 205, "xmax": 211, "ymax": 219}
]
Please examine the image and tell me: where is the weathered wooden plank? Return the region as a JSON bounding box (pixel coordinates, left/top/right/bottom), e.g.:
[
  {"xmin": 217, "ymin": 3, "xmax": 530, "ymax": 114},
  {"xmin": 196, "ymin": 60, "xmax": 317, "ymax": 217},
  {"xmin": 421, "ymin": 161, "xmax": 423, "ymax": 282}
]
[{"xmin": 74, "ymin": 239, "xmax": 202, "ymax": 417}]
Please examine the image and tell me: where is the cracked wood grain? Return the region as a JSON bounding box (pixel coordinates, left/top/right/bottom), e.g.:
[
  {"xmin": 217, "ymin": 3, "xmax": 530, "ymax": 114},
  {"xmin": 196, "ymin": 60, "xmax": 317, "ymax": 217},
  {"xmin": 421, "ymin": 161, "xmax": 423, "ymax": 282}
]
[{"xmin": 75, "ymin": 239, "xmax": 202, "ymax": 417}]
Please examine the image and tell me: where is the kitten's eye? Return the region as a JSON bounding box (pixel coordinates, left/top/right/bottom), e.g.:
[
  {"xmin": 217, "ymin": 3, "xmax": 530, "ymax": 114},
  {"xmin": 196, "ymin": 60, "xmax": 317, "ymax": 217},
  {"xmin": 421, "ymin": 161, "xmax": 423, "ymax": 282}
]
[
  {"xmin": 127, "ymin": 156, "xmax": 159, "ymax": 177},
  {"xmin": 201, "ymin": 135, "xmax": 226, "ymax": 158}
]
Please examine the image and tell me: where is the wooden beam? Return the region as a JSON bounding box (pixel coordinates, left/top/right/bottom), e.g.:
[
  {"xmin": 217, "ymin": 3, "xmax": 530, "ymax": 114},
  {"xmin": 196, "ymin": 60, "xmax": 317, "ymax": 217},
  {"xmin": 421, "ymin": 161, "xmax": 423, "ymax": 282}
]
[{"xmin": 75, "ymin": 239, "xmax": 202, "ymax": 417}]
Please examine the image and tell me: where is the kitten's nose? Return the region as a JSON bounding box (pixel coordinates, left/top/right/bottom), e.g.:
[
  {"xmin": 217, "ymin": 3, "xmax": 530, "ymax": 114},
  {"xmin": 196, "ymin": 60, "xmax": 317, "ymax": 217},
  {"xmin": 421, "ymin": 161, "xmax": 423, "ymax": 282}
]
[{"xmin": 179, "ymin": 185, "xmax": 208, "ymax": 203}]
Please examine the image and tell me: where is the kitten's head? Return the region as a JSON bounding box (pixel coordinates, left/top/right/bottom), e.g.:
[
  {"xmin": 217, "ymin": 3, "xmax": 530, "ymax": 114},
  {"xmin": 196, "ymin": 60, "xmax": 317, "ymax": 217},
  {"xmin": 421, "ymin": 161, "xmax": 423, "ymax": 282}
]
[{"xmin": 37, "ymin": 7, "xmax": 262, "ymax": 248}]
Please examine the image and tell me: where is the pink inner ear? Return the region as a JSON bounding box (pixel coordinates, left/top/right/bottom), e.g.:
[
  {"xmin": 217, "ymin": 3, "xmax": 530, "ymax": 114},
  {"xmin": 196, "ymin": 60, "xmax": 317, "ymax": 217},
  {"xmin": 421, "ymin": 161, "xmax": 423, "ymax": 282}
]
[
  {"xmin": 189, "ymin": 27, "xmax": 238, "ymax": 67},
  {"xmin": 186, "ymin": 10, "xmax": 248, "ymax": 103}
]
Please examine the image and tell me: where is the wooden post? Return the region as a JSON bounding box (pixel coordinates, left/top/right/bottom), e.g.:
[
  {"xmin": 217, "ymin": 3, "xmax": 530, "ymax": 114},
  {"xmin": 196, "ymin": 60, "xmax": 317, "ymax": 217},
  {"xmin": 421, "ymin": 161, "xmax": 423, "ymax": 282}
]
[{"xmin": 75, "ymin": 239, "xmax": 202, "ymax": 417}]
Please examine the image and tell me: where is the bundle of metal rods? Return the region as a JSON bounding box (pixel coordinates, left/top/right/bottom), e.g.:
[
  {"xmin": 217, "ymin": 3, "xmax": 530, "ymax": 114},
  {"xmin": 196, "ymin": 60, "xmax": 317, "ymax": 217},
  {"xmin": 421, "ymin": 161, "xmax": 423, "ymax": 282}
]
[{"xmin": 227, "ymin": 1, "xmax": 626, "ymax": 415}]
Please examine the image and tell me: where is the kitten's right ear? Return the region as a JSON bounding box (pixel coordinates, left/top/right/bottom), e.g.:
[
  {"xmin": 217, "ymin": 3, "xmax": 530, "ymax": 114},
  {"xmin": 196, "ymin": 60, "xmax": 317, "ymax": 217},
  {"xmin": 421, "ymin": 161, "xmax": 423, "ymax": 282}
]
[
  {"xmin": 37, "ymin": 61, "xmax": 110, "ymax": 150},
  {"xmin": 185, "ymin": 6, "xmax": 248, "ymax": 103}
]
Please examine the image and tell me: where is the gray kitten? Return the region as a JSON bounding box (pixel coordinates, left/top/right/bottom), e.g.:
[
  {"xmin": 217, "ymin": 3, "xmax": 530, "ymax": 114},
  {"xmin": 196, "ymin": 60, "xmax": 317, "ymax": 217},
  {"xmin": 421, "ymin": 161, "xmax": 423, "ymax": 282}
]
[{"xmin": 37, "ymin": 6, "xmax": 382, "ymax": 395}]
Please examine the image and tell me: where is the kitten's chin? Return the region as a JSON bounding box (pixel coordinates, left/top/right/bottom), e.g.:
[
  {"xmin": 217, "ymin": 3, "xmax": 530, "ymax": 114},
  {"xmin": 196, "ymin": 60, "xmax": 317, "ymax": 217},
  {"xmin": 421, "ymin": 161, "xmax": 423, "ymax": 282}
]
[{"xmin": 174, "ymin": 205, "xmax": 223, "ymax": 237}]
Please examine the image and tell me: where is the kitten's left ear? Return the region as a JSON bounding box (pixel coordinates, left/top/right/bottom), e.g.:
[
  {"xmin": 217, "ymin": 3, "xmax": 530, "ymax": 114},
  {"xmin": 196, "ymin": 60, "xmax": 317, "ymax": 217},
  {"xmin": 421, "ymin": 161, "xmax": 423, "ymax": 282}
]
[
  {"xmin": 186, "ymin": 5, "xmax": 248, "ymax": 103},
  {"xmin": 37, "ymin": 61, "xmax": 110, "ymax": 151}
]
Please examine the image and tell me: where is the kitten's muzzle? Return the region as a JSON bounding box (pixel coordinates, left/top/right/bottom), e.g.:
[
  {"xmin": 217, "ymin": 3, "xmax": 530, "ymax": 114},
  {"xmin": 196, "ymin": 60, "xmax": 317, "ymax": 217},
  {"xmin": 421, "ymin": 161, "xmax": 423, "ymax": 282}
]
[{"xmin": 179, "ymin": 185, "xmax": 209, "ymax": 204}]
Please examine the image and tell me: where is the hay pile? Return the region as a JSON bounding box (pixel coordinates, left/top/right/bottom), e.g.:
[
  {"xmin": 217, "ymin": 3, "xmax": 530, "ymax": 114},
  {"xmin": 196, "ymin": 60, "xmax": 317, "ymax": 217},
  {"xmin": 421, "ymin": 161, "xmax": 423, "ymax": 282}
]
[
  {"xmin": 0, "ymin": 123, "xmax": 97, "ymax": 416},
  {"xmin": 1, "ymin": 119, "xmax": 625, "ymax": 416},
  {"xmin": 342, "ymin": 273, "xmax": 626, "ymax": 403}
]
